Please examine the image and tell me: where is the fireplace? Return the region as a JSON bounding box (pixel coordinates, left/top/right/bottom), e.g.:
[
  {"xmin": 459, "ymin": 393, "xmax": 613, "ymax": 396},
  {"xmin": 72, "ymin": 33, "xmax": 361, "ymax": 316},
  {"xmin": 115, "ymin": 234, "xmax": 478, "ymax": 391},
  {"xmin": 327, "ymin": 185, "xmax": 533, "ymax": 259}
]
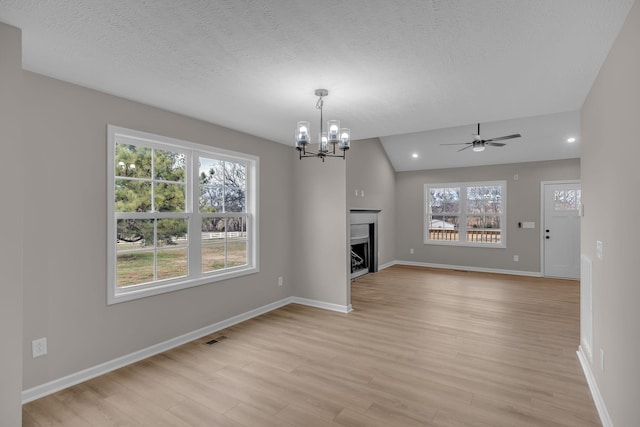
[
  {"xmin": 350, "ymin": 224, "xmax": 370, "ymax": 278},
  {"xmin": 350, "ymin": 210, "xmax": 380, "ymax": 279}
]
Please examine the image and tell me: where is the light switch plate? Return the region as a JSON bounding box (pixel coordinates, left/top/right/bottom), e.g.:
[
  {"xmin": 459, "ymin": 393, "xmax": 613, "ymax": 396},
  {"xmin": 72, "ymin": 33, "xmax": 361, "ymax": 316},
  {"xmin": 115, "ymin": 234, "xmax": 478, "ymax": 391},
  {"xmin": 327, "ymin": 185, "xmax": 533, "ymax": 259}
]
[{"xmin": 596, "ymin": 241, "xmax": 603, "ymax": 260}]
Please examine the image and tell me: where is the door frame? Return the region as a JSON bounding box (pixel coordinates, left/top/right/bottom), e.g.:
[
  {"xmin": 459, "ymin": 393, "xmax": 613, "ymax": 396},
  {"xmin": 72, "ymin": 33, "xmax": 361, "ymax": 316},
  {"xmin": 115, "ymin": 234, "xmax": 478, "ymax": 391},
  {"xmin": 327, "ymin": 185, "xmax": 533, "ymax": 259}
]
[{"xmin": 540, "ymin": 179, "xmax": 581, "ymax": 277}]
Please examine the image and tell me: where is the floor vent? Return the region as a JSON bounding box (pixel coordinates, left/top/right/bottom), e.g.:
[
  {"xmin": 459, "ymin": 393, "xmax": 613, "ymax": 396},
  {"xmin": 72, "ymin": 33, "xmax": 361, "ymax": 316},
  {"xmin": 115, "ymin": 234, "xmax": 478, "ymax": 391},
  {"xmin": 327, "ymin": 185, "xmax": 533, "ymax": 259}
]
[{"xmin": 203, "ymin": 335, "xmax": 227, "ymax": 346}]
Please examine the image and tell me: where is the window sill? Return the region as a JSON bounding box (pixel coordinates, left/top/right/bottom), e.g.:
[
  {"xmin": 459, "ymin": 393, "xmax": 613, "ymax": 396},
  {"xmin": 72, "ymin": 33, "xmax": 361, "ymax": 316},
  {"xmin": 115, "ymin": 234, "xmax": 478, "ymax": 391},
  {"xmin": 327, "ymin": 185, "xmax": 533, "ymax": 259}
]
[{"xmin": 108, "ymin": 265, "xmax": 259, "ymax": 305}]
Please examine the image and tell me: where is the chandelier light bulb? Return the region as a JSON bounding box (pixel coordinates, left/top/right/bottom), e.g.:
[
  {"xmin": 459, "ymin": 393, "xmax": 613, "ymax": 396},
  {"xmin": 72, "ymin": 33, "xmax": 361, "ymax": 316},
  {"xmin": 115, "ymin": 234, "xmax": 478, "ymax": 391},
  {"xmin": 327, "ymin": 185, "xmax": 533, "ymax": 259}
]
[
  {"xmin": 295, "ymin": 121, "xmax": 311, "ymax": 148},
  {"xmin": 320, "ymin": 132, "xmax": 329, "ymax": 153},
  {"xmin": 339, "ymin": 128, "xmax": 351, "ymax": 150},
  {"xmin": 327, "ymin": 120, "xmax": 340, "ymax": 144},
  {"xmin": 473, "ymin": 145, "xmax": 485, "ymax": 152}
]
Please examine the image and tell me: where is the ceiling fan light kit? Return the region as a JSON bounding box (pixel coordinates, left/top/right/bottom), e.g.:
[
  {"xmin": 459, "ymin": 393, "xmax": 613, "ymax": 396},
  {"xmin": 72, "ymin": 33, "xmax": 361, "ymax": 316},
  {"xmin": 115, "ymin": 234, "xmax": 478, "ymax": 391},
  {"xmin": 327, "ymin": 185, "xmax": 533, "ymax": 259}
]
[
  {"xmin": 442, "ymin": 123, "xmax": 521, "ymax": 152},
  {"xmin": 472, "ymin": 142, "xmax": 485, "ymax": 152},
  {"xmin": 295, "ymin": 89, "xmax": 350, "ymax": 161}
]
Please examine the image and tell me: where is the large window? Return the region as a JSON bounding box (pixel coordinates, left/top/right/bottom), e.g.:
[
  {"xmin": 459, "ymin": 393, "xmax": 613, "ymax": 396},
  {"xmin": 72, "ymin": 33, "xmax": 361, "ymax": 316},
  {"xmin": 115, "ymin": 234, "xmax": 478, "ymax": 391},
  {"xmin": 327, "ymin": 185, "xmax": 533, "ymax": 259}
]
[
  {"xmin": 107, "ymin": 126, "xmax": 258, "ymax": 304},
  {"xmin": 425, "ymin": 181, "xmax": 506, "ymax": 247}
]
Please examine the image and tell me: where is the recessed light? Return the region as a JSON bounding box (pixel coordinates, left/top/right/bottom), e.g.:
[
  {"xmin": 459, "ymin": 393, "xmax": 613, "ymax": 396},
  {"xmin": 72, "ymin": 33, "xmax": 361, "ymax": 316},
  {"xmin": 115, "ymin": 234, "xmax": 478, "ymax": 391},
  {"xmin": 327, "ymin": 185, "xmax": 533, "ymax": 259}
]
[
  {"xmin": 567, "ymin": 137, "xmax": 576, "ymax": 143},
  {"xmin": 412, "ymin": 153, "xmax": 419, "ymax": 158}
]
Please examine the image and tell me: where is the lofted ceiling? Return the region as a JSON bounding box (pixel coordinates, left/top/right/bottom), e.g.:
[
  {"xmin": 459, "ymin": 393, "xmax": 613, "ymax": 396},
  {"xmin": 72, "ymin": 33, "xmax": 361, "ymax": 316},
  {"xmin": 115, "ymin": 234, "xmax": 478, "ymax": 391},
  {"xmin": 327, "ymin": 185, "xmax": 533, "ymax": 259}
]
[{"xmin": 0, "ymin": 0, "xmax": 634, "ymax": 171}]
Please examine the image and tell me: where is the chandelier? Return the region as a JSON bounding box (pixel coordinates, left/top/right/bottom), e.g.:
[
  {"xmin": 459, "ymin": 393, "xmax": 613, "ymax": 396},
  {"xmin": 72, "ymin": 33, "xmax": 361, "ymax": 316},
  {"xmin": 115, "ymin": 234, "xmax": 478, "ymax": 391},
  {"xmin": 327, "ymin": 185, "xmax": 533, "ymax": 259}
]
[{"xmin": 295, "ymin": 89, "xmax": 351, "ymax": 161}]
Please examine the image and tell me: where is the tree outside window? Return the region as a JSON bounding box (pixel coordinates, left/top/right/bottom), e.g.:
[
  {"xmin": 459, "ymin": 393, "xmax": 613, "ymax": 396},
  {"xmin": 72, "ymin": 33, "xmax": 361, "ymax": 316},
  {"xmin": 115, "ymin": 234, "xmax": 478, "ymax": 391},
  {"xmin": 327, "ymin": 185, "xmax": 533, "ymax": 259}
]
[{"xmin": 108, "ymin": 126, "xmax": 258, "ymax": 304}]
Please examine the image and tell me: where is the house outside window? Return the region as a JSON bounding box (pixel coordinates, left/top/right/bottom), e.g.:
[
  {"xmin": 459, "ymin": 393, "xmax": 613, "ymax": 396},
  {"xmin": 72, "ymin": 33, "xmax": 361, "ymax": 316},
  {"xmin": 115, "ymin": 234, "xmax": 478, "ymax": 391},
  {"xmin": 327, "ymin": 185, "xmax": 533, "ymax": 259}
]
[
  {"xmin": 107, "ymin": 126, "xmax": 259, "ymax": 304},
  {"xmin": 425, "ymin": 181, "xmax": 506, "ymax": 247}
]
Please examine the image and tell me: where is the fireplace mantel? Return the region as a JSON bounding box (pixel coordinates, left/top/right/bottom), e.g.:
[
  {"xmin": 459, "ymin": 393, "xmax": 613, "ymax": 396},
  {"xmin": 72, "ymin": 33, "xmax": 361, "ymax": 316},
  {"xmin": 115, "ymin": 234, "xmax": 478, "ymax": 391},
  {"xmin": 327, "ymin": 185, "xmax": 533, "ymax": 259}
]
[{"xmin": 350, "ymin": 209, "xmax": 381, "ymax": 225}]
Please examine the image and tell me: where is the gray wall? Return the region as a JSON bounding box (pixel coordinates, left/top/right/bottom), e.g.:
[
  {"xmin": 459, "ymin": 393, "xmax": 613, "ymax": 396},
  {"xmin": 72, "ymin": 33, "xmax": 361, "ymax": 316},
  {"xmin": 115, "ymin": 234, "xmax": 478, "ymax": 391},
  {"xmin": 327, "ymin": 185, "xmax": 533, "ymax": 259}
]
[
  {"xmin": 395, "ymin": 159, "xmax": 580, "ymax": 273},
  {"xmin": 0, "ymin": 23, "xmax": 24, "ymax": 427},
  {"xmin": 21, "ymin": 71, "xmax": 294, "ymax": 390},
  {"xmin": 292, "ymin": 154, "xmax": 349, "ymax": 307},
  {"xmin": 346, "ymin": 137, "xmax": 396, "ymax": 267},
  {"xmin": 581, "ymin": 1, "xmax": 640, "ymax": 425}
]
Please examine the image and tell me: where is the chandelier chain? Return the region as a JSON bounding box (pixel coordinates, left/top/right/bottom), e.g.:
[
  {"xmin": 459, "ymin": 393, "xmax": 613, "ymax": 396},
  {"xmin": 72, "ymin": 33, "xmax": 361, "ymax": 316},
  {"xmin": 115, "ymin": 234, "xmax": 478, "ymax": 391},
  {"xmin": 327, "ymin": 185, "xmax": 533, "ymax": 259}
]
[{"xmin": 317, "ymin": 97, "xmax": 324, "ymax": 134}]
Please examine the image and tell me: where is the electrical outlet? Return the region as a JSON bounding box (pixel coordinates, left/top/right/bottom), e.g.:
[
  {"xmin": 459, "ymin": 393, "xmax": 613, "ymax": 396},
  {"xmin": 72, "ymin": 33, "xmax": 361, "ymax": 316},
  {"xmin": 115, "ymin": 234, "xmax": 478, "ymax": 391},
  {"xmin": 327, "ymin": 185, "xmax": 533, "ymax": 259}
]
[
  {"xmin": 32, "ymin": 337, "xmax": 47, "ymax": 358},
  {"xmin": 410, "ymin": 248, "xmax": 414, "ymax": 254},
  {"xmin": 513, "ymin": 255, "xmax": 519, "ymax": 262},
  {"xmin": 277, "ymin": 276, "xmax": 283, "ymax": 286}
]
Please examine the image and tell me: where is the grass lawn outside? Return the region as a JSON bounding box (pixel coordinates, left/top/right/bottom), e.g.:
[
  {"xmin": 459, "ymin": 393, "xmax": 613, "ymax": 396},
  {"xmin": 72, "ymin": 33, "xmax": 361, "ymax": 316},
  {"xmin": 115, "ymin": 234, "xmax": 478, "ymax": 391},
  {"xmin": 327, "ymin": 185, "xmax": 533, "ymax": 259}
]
[{"xmin": 117, "ymin": 240, "xmax": 247, "ymax": 287}]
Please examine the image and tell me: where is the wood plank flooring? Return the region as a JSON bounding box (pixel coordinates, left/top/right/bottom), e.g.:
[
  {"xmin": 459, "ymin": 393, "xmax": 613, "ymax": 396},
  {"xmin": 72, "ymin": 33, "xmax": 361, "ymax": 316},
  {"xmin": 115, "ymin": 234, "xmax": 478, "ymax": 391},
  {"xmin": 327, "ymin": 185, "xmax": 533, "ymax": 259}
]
[{"xmin": 23, "ymin": 266, "xmax": 601, "ymax": 426}]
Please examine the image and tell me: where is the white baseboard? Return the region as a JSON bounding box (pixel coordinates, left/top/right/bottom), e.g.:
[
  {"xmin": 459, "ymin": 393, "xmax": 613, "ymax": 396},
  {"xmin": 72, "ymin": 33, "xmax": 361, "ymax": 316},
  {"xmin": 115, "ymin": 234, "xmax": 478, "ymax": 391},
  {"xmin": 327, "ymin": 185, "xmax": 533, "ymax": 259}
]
[
  {"xmin": 24, "ymin": 296, "xmax": 296, "ymax": 403},
  {"xmin": 392, "ymin": 260, "xmax": 543, "ymax": 278},
  {"xmin": 577, "ymin": 345, "xmax": 613, "ymax": 427},
  {"xmin": 378, "ymin": 260, "xmax": 396, "ymax": 270},
  {"xmin": 21, "ymin": 294, "xmax": 355, "ymax": 403},
  {"xmin": 292, "ymin": 297, "xmax": 352, "ymax": 313}
]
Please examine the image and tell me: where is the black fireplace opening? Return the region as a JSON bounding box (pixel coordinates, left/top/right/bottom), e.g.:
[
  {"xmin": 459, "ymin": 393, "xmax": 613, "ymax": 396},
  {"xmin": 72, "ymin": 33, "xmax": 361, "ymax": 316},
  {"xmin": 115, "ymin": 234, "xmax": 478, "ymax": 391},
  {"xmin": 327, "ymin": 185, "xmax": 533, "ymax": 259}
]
[
  {"xmin": 351, "ymin": 241, "xmax": 369, "ymax": 277},
  {"xmin": 349, "ymin": 212, "xmax": 378, "ymax": 279}
]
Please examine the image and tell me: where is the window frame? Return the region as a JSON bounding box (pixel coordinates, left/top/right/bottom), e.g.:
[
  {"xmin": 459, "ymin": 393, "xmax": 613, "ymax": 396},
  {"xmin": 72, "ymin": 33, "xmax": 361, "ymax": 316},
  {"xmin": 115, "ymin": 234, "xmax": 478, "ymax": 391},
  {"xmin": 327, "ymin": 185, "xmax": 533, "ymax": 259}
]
[
  {"xmin": 107, "ymin": 125, "xmax": 259, "ymax": 305},
  {"xmin": 424, "ymin": 180, "xmax": 506, "ymax": 248}
]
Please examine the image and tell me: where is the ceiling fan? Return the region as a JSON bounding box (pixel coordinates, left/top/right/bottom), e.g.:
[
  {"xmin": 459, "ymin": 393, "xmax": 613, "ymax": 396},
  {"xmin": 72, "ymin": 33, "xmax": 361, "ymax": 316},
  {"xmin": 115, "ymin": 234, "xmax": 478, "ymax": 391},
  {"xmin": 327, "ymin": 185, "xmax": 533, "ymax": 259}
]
[{"xmin": 442, "ymin": 123, "xmax": 521, "ymax": 152}]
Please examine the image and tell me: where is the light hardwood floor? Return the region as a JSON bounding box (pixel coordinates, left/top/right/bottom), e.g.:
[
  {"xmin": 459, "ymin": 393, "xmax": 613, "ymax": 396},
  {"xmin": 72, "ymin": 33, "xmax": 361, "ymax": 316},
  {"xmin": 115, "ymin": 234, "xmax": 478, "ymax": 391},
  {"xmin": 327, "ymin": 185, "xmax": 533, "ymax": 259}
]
[{"xmin": 23, "ymin": 266, "xmax": 601, "ymax": 426}]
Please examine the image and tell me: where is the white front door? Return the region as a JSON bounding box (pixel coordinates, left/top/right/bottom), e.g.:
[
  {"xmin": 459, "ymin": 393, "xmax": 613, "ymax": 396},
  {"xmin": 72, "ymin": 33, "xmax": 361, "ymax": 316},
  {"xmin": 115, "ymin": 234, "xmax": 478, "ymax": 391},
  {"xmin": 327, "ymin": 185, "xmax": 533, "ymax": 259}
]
[{"xmin": 543, "ymin": 182, "xmax": 581, "ymax": 279}]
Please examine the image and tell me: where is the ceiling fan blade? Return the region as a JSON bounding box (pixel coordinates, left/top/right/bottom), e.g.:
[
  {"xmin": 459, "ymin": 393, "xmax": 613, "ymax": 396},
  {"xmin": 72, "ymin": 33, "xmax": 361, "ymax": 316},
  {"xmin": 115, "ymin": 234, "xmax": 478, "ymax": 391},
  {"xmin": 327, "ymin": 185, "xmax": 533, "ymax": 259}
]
[
  {"xmin": 457, "ymin": 145, "xmax": 473, "ymax": 152},
  {"xmin": 486, "ymin": 142, "xmax": 506, "ymax": 147},
  {"xmin": 485, "ymin": 134, "xmax": 521, "ymax": 142},
  {"xmin": 441, "ymin": 142, "xmax": 472, "ymax": 146}
]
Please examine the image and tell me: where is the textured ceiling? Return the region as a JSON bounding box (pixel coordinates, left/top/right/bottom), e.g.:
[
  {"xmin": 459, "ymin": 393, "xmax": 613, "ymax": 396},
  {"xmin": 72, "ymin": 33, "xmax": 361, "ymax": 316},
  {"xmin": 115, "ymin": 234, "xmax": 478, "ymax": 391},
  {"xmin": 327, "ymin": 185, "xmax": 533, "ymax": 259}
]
[{"xmin": 0, "ymin": 0, "xmax": 634, "ymax": 170}]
